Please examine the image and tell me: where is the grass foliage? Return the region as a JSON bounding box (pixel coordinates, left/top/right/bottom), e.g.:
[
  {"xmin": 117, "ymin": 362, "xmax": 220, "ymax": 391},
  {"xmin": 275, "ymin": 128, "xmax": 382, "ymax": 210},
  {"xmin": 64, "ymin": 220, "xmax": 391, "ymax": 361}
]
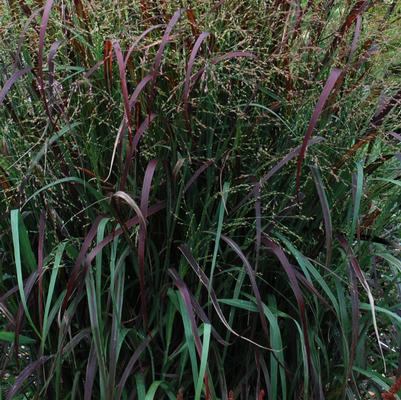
[{"xmin": 0, "ymin": 1, "xmax": 401, "ymax": 399}]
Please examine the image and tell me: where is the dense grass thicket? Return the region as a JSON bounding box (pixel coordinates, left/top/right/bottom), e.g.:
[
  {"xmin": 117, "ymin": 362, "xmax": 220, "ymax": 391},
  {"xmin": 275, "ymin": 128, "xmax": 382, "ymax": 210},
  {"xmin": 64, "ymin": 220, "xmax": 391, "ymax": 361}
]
[{"xmin": 0, "ymin": 1, "xmax": 400, "ymax": 399}]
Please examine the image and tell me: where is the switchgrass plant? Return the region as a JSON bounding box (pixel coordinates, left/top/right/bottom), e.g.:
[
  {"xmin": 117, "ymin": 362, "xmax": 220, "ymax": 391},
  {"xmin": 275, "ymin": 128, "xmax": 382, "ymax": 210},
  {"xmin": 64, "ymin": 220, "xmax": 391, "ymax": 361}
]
[{"xmin": 0, "ymin": 1, "xmax": 400, "ymax": 399}]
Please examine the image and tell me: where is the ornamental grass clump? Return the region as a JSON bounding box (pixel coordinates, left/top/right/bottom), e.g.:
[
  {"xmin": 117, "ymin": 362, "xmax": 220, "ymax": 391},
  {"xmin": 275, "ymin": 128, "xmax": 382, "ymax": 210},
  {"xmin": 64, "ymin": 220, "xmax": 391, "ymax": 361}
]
[{"xmin": 0, "ymin": 1, "xmax": 400, "ymax": 399}]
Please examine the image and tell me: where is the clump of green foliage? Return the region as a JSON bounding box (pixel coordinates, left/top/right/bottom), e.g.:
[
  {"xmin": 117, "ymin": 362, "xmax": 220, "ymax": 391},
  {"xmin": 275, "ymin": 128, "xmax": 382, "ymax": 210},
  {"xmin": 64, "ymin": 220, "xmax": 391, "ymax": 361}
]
[{"xmin": 0, "ymin": 1, "xmax": 400, "ymax": 399}]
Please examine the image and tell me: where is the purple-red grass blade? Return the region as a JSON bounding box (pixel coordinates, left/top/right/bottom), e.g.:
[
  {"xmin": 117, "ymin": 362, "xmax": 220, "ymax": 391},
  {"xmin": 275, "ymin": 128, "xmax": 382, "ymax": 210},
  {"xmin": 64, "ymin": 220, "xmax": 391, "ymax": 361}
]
[
  {"xmin": 47, "ymin": 40, "xmax": 62, "ymax": 99},
  {"xmin": 296, "ymin": 68, "xmax": 342, "ymax": 194},
  {"xmin": 37, "ymin": 0, "xmax": 55, "ymax": 122},
  {"xmin": 120, "ymin": 113, "xmax": 156, "ymax": 190},
  {"xmin": 322, "ymin": 0, "xmax": 369, "ymax": 66},
  {"xmin": 84, "ymin": 344, "xmax": 98, "ymax": 400},
  {"xmin": 112, "ymin": 40, "xmax": 133, "ymax": 145},
  {"xmin": 293, "ymin": 269, "xmax": 330, "ymax": 309},
  {"xmin": 153, "ymin": 9, "xmax": 183, "ymax": 73},
  {"xmin": 129, "ymin": 74, "xmax": 155, "ymax": 110},
  {"xmin": 262, "ymin": 137, "xmax": 324, "ymax": 188},
  {"xmin": 168, "ymin": 268, "xmax": 203, "ymax": 356},
  {"xmin": 132, "ymin": 113, "xmax": 156, "ymax": 151},
  {"xmin": 84, "ymin": 60, "xmax": 104, "ymax": 80},
  {"xmin": 0, "ymin": 283, "xmax": 19, "ymax": 326},
  {"xmin": 371, "ymin": 90, "xmax": 401, "ymax": 128},
  {"xmin": 124, "ymin": 24, "xmax": 164, "ymax": 65},
  {"xmin": 6, "ymin": 356, "xmax": 53, "ymax": 400},
  {"xmin": 85, "ymin": 202, "xmax": 165, "ymax": 267},
  {"xmin": 191, "ymin": 51, "xmax": 255, "ymax": 85},
  {"xmin": 337, "ymin": 89, "xmax": 401, "ymax": 167},
  {"xmin": 0, "ymin": 303, "xmax": 15, "ymax": 327},
  {"xmin": 310, "ymin": 165, "xmax": 332, "ymax": 267},
  {"xmin": 179, "ymin": 244, "xmax": 267, "ymax": 349},
  {"xmin": 15, "ymin": 7, "xmax": 44, "ymax": 68},
  {"xmin": 137, "ymin": 159, "xmax": 157, "ymax": 328},
  {"xmin": 348, "ymin": 14, "xmax": 362, "ymax": 62},
  {"xmin": 116, "ymin": 334, "xmax": 153, "ymax": 399},
  {"xmin": 183, "ymin": 32, "xmax": 210, "ymax": 126},
  {"xmin": 186, "ymin": 9, "xmax": 200, "ymax": 37},
  {"xmin": 148, "ymin": 9, "xmax": 183, "ymax": 110},
  {"xmin": 220, "ymin": 235, "xmax": 270, "ymax": 343},
  {"xmin": 261, "ymin": 235, "xmax": 325, "ymax": 397},
  {"xmin": 389, "ymin": 132, "xmax": 401, "ymax": 142},
  {"xmin": 337, "ymin": 235, "xmax": 385, "ymax": 370},
  {"xmin": 62, "ymin": 328, "xmax": 90, "ymax": 355},
  {"xmin": 62, "ymin": 216, "xmax": 104, "ymax": 312},
  {"xmin": 188, "ymin": 290, "xmax": 228, "ymax": 346},
  {"xmin": 103, "ymin": 39, "xmax": 113, "ymax": 91},
  {"xmin": 373, "ymin": 92, "xmax": 389, "ymax": 122},
  {"xmin": 37, "ymin": 211, "xmax": 46, "ymax": 331},
  {"xmin": 112, "ymin": 192, "xmax": 147, "ymax": 234},
  {"xmin": 73, "ymin": 0, "xmax": 89, "ymax": 25},
  {"xmin": 140, "ymin": 160, "xmax": 157, "ymax": 217},
  {"xmin": 0, "ymin": 284, "xmax": 19, "ymax": 305},
  {"xmin": 169, "ymin": 268, "xmax": 212, "ymax": 397},
  {"xmin": 0, "ymin": 67, "xmax": 32, "ymax": 106},
  {"xmin": 352, "ymin": 41, "xmax": 379, "ymax": 71},
  {"xmin": 183, "ymin": 160, "xmax": 214, "ymax": 193},
  {"xmin": 261, "ymin": 236, "xmax": 310, "ymax": 356},
  {"xmin": 233, "ymin": 137, "xmax": 324, "ymax": 213},
  {"xmin": 106, "ymin": 75, "xmax": 155, "ymax": 182}
]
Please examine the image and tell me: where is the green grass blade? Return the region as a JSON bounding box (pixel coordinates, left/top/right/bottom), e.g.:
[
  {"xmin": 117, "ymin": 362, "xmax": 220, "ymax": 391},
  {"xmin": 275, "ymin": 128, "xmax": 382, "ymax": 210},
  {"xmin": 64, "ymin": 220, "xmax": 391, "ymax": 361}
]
[
  {"xmin": 195, "ymin": 323, "xmax": 211, "ymax": 400},
  {"xmin": 41, "ymin": 242, "xmax": 66, "ymax": 352},
  {"xmin": 10, "ymin": 209, "xmax": 40, "ymax": 338},
  {"xmin": 209, "ymin": 181, "xmax": 230, "ymax": 297},
  {"xmin": 351, "ymin": 160, "xmax": 364, "ymax": 239}
]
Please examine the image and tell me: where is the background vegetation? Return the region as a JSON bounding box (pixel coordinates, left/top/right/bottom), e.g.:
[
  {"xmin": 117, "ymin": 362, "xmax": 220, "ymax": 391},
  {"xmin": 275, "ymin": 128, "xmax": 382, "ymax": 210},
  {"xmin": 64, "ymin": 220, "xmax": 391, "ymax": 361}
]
[{"xmin": 0, "ymin": 0, "xmax": 400, "ymax": 398}]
